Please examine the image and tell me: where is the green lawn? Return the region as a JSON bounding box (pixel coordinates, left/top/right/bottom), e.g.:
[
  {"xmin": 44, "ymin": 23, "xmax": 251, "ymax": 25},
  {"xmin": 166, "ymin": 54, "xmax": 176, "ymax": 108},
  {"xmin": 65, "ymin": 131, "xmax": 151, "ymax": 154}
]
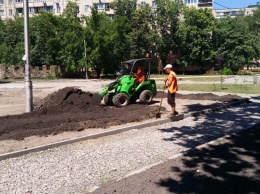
[
  {"xmin": 151, "ymin": 74, "xmax": 232, "ymax": 82},
  {"xmin": 157, "ymin": 83, "xmax": 260, "ymax": 94}
]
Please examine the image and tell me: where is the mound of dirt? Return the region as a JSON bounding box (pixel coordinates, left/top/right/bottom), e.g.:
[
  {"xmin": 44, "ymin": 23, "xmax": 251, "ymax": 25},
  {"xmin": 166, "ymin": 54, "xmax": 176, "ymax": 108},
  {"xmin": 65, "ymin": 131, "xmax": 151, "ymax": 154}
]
[
  {"xmin": 156, "ymin": 91, "xmax": 245, "ymax": 102},
  {"xmin": 0, "ymin": 88, "xmax": 246, "ymax": 141},
  {"xmin": 0, "ymin": 87, "xmax": 160, "ymax": 140},
  {"xmin": 35, "ymin": 87, "xmax": 101, "ymax": 114}
]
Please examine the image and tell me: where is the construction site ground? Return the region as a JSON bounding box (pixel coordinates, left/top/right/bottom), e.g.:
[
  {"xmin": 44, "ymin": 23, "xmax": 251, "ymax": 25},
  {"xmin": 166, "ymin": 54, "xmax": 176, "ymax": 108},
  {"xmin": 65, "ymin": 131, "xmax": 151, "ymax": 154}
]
[
  {"xmin": 90, "ymin": 122, "xmax": 260, "ymax": 194},
  {"xmin": 0, "ymin": 79, "xmax": 248, "ymax": 155},
  {"xmin": 0, "ymin": 79, "xmax": 260, "ymax": 193}
]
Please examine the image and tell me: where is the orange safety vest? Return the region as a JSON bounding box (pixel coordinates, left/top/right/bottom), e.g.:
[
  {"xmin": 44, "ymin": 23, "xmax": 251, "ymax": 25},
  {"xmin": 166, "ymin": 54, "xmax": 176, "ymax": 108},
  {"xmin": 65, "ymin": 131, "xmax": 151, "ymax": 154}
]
[
  {"xmin": 168, "ymin": 71, "xmax": 178, "ymax": 93},
  {"xmin": 136, "ymin": 66, "xmax": 145, "ymax": 83}
]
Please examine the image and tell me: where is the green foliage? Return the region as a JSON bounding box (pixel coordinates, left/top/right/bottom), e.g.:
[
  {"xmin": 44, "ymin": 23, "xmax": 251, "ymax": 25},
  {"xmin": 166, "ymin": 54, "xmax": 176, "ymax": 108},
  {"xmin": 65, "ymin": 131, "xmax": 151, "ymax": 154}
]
[
  {"xmin": 177, "ymin": 7, "xmax": 216, "ymax": 71},
  {"xmin": 87, "ymin": 5, "xmax": 117, "ymax": 77},
  {"xmin": 1, "ymin": 16, "xmax": 24, "ymax": 66},
  {"xmin": 212, "ymin": 16, "xmax": 259, "ymax": 71},
  {"xmin": 155, "ymin": 0, "xmax": 183, "ymax": 63},
  {"xmin": 220, "ymin": 67, "xmax": 233, "ymax": 75},
  {"xmin": 0, "ymin": 1, "xmax": 259, "ymax": 78},
  {"xmin": 129, "ymin": 4, "xmax": 157, "ymax": 58}
]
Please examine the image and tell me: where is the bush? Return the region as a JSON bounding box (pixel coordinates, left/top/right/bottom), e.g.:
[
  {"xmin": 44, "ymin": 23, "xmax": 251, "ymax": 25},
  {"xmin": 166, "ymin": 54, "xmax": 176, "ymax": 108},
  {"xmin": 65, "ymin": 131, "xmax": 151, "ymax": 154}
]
[
  {"xmin": 220, "ymin": 67, "xmax": 233, "ymax": 75},
  {"xmin": 237, "ymin": 70, "xmax": 253, "ymax": 75}
]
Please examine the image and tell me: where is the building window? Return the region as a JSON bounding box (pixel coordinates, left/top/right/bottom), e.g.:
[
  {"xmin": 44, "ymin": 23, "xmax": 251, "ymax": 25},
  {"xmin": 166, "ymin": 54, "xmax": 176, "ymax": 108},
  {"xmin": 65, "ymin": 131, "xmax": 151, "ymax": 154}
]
[
  {"xmin": 0, "ymin": 10, "xmax": 4, "ymax": 16},
  {"xmin": 29, "ymin": 7, "xmax": 34, "ymax": 13},
  {"xmin": 34, "ymin": 7, "xmax": 42, "ymax": 13},
  {"xmin": 44, "ymin": 6, "xmax": 53, "ymax": 12},
  {"xmin": 105, "ymin": 3, "xmax": 110, "ymax": 10},
  {"xmin": 9, "ymin": 9, "xmax": 13, "ymax": 15},
  {"xmin": 57, "ymin": 3, "xmax": 60, "ymax": 13},
  {"xmin": 108, "ymin": 14, "xmax": 114, "ymax": 20},
  {"xmin": 0, "ymin": 0, "xmax": 4, "ymax": 4},
  {"xmin": 141, "ymin": 1, "xmax": 146, "ymax": 6},
  {"xmin": 15, "ymin": 0, "xmax": 23, "ymax": 3},
  {"xmin": 16, "ymin": 7, "xmax": 23, "ymax": 13},
  {"xmin": 97, "ymin": 3, "xmax": 104, "ymax": 9},
  {"xmin": 8, "ymin": 0, "xmax": 12, "ymax": 4},
  {"xmin": 152, "ymin": 1, "xmax": 156, "ymax": 7},
  {"xmin": 85, "ymin": 5, "xmax": 89, "ymax": 11}
]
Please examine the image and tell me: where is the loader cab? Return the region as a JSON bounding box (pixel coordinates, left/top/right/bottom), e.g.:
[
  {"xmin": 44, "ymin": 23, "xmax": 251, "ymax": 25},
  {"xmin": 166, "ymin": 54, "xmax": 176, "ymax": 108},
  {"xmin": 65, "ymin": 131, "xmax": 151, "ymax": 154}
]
[{"xmin": 116, "ymin": 58, "xmax": 151, "ymax": 80}]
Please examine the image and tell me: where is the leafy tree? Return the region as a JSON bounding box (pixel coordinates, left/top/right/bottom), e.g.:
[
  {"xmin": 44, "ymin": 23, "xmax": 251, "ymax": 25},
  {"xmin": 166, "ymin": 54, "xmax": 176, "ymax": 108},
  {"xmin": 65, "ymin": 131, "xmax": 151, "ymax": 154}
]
[
  {"xmin": 177, "ymin": 7, "xmax": 216, "ymax": 72},
  {"xmin": 129, "ymin": 4, "xmax": 157, "ymax": 58},
  {"xmin": 88, "ymin": 5, "xmax": 116, "ymax": 78},
  {"xmin": 212, "ymin": 16, "xmax": 257, "ymax": 71},
  {"xmin": 0, "ymin": 18, "xmax": 5, "ymax": 64},
  {"xmin": 1, "ymin": 16, "xmax": 24, "ymax": 66},
  {"xmin": 111, "ymin": 0, "xmax": 137, "ymax": 62},
  {"xmin": 30, "ymin": 11, "xmax": 63, "ymax": 67},
  {"xmin": 59, "ymin": 1, "xmax": 85, "ymax": 74},
  {"xmin": 155, "ymin": 0, "xmax": 183, "ymax": 64}
]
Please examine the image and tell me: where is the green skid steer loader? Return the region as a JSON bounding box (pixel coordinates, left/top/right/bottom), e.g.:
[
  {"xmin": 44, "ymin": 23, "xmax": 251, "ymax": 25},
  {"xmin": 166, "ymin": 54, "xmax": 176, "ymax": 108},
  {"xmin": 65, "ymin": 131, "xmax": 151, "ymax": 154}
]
[{"xmin": 100, "ymin": 58, "xmax": 157, "ymax": 107}]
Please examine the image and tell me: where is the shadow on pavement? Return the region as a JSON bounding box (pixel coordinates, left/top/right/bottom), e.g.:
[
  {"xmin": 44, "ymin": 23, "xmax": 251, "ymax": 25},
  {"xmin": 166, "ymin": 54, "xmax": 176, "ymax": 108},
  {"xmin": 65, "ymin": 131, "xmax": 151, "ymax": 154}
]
[
  {"xmin": 159, "ymin": 101, "xmax": 258, "ymax": 148},
  {"xmin": 88, "ymin": 101, "xmax": 260, "ymax": 194},
  {"xmin": 157, "ymin": 123, "xmax": 260, "ymax": 194}
]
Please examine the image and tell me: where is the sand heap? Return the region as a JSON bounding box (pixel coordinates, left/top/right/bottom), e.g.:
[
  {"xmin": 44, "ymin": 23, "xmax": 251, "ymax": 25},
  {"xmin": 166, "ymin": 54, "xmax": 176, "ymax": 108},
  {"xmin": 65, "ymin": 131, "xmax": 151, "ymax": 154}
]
[{"xmin": 35, "ymin": 87, "xmax": 101, "ymax": 114}]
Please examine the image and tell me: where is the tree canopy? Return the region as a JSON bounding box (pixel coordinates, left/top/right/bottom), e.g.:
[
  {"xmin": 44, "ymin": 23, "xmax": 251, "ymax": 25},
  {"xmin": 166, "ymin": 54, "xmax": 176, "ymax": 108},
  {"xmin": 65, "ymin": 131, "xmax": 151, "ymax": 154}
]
[{"xmin": 0, "ymin": 1, "xmax": 259, "ymax": 77}]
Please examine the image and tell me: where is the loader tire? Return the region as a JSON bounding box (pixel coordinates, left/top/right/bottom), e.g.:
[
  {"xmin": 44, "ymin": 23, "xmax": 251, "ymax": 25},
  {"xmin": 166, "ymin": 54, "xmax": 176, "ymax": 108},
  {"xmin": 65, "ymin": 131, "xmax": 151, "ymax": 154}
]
[
  {"xmin": 113, "ymin": 93, "xmax": 129, "ymax": 107},
  {"xmin": 104, "ymin": 93, "xmax": 113, "ymax": 106},
  {"xmin": 139, "ymin": 90, "xmax": 153, "ymax": 104}
]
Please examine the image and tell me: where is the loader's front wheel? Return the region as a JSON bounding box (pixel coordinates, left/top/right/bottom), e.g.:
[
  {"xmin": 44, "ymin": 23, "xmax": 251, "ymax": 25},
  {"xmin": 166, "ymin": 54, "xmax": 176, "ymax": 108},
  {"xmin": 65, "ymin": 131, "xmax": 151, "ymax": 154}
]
[
  {"xmin": 139, "ymin": 90, "xmax": 153, "ymax": 104},
  {"xmin": 113, "ymin": 93, "xmax": 129, "ymax": 107},
  {"xmin": 104, "ymin": 93, "xmax": 114, "ymax": 106}
]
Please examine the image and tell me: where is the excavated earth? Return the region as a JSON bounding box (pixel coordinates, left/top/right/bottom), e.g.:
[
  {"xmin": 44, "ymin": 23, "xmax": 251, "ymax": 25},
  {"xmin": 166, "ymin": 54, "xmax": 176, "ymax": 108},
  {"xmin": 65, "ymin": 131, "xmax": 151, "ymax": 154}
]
[{"xmin": 0, "ymin": 87, "xmax": 245, "ymax": 141}]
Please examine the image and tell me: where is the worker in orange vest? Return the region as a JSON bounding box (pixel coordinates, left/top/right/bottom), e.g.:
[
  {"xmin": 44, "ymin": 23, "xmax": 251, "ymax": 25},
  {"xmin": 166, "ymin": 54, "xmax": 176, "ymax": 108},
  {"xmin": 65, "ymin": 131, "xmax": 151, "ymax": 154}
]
[
  {"xmin": 163, "ymin": 64, "xmax": 178, "ymax": 115},
  {"xmin": 133, "ymin": 64, "xmax": 145, "ymax": 87}
]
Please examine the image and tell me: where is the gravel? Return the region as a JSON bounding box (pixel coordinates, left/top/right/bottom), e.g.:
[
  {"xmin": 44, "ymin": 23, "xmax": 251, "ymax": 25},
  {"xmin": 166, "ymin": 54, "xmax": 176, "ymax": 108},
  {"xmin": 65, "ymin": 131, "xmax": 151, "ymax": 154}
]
[{"xmin": 0, "ymin": 101, "xmax": 260, "ymax": 194}]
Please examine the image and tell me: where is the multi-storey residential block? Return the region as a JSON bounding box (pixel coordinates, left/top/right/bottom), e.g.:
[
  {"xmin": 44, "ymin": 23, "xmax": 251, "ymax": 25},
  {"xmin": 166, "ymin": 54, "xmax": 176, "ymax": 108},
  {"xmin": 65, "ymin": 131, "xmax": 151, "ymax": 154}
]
[
  {"xmin": 214, "ymin": 4, "xmax": 260, "ymax": 19},
  {"xmin": 184, "ymin": 0, "xmax": 213, "ymax": 9},
  {"xmin": 0, "ymin": 0, "xmax": 214, "ymax": 20}
]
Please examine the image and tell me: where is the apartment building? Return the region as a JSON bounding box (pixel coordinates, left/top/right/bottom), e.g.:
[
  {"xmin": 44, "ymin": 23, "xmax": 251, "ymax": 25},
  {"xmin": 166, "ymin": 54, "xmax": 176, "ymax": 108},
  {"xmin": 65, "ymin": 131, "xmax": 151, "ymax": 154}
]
[
  {"xmin": 184, "ymin": 0, "xmax": 213, "ymax": 9},
  {"xmin": 0, "ymin": 0, "xmax": 214, "ymax": 20},
  {"xmin": 214, "ymin": 4, "xmax": 260, "ymax": 19}
]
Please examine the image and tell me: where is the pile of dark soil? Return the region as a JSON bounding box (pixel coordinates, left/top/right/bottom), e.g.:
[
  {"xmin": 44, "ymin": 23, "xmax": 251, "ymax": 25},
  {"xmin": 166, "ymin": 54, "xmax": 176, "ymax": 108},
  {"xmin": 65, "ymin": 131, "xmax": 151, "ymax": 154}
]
[
  {"xmin": 0, "ymin": 88, "xmax": 246, "ymax": 141},
  {"xmin": 34, "ymin": 87, "xmax": 101, "ymax": 114},
  {"xmin": 156, "ymin": 91, "xmax": 245, "ymax": 102},
  {"xmin": 0, "ymin": 87, "xmax": 159, "ymax": 140}
]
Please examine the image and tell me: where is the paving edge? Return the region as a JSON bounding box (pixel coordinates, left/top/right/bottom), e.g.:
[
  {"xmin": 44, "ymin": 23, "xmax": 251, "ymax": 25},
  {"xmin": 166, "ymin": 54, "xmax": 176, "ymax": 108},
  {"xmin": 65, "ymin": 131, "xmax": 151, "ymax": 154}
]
[{"xmin": 0, "ymin": 98, "xmax": 250, "ymax": 161}]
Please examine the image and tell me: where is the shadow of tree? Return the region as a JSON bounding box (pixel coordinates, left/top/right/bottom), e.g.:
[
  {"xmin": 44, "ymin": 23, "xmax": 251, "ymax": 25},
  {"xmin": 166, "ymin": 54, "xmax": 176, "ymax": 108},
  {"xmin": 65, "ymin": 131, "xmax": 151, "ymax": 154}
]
[
  {"xmin": 159, "ymin": 101, "xmax": 259, "ymax": 149},
  {"xmin": 156, "ymin": 98, "xmax": 260, "ymax": 193},
  {"xmin": 86, "ymin": 99, "xmax": 260, "ymax": 194},
  {"xmin": 157, "ymin": 123, "xmax": 260, "ymax": 193},
  {"xmin": 181, "ymin": 101, "xmax": 238, "ymax": 113}
]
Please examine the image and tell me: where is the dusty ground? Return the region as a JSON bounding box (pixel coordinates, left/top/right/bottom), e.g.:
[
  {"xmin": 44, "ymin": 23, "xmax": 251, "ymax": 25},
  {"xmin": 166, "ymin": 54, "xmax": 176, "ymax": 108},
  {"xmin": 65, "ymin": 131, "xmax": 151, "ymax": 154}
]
[
  {"xmin": 89, "ymin": 123, "xmax": 260, "ymax": 194},
  {"xmin": 0, "ymin": 83, "xmax": 245, "ymax": 154}
]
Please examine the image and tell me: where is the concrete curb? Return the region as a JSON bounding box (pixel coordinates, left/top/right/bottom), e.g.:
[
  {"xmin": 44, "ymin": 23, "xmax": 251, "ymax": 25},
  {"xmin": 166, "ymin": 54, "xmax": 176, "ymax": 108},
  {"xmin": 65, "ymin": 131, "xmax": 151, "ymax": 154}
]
[{"xmin": 0, "ymin": 98, "xmax": 250, "ymax": 161}]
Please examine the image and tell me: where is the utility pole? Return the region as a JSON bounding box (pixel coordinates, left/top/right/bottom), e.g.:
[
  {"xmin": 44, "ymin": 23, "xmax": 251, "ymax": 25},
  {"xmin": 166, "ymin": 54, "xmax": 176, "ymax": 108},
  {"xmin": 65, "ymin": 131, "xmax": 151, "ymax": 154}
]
[{"xmin": 24, "ymin": 0, "xmax": 33, "ymax": 112}]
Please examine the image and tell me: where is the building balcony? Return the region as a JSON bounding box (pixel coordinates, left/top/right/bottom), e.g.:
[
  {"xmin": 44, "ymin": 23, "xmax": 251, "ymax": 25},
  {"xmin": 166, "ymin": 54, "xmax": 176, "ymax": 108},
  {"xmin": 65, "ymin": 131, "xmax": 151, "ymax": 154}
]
[{"xmin": 198, "ymin": 0, "xmax": 213, "ymax": 7}]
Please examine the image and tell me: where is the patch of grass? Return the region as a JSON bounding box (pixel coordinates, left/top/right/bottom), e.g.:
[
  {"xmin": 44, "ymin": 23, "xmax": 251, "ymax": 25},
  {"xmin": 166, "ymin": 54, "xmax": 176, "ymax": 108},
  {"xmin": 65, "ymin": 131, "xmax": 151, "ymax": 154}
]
[
  {"xmin": 157, "ymin": 83, "xmax": 260, "ymax": 94},
  {"xmin": 179, "ymin": 76, "xmax": 231, "ymax": 82},
  {"xmin": 99, "ymin": 177, "xmax": 112, "ymax": 184},
  {"xmin": 181, "ymin": 84, "xmax": 260, "ymax": 94},
  {"xmin": 152, "ymin": 75, "xmax": 232, "ymax": 82}
]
